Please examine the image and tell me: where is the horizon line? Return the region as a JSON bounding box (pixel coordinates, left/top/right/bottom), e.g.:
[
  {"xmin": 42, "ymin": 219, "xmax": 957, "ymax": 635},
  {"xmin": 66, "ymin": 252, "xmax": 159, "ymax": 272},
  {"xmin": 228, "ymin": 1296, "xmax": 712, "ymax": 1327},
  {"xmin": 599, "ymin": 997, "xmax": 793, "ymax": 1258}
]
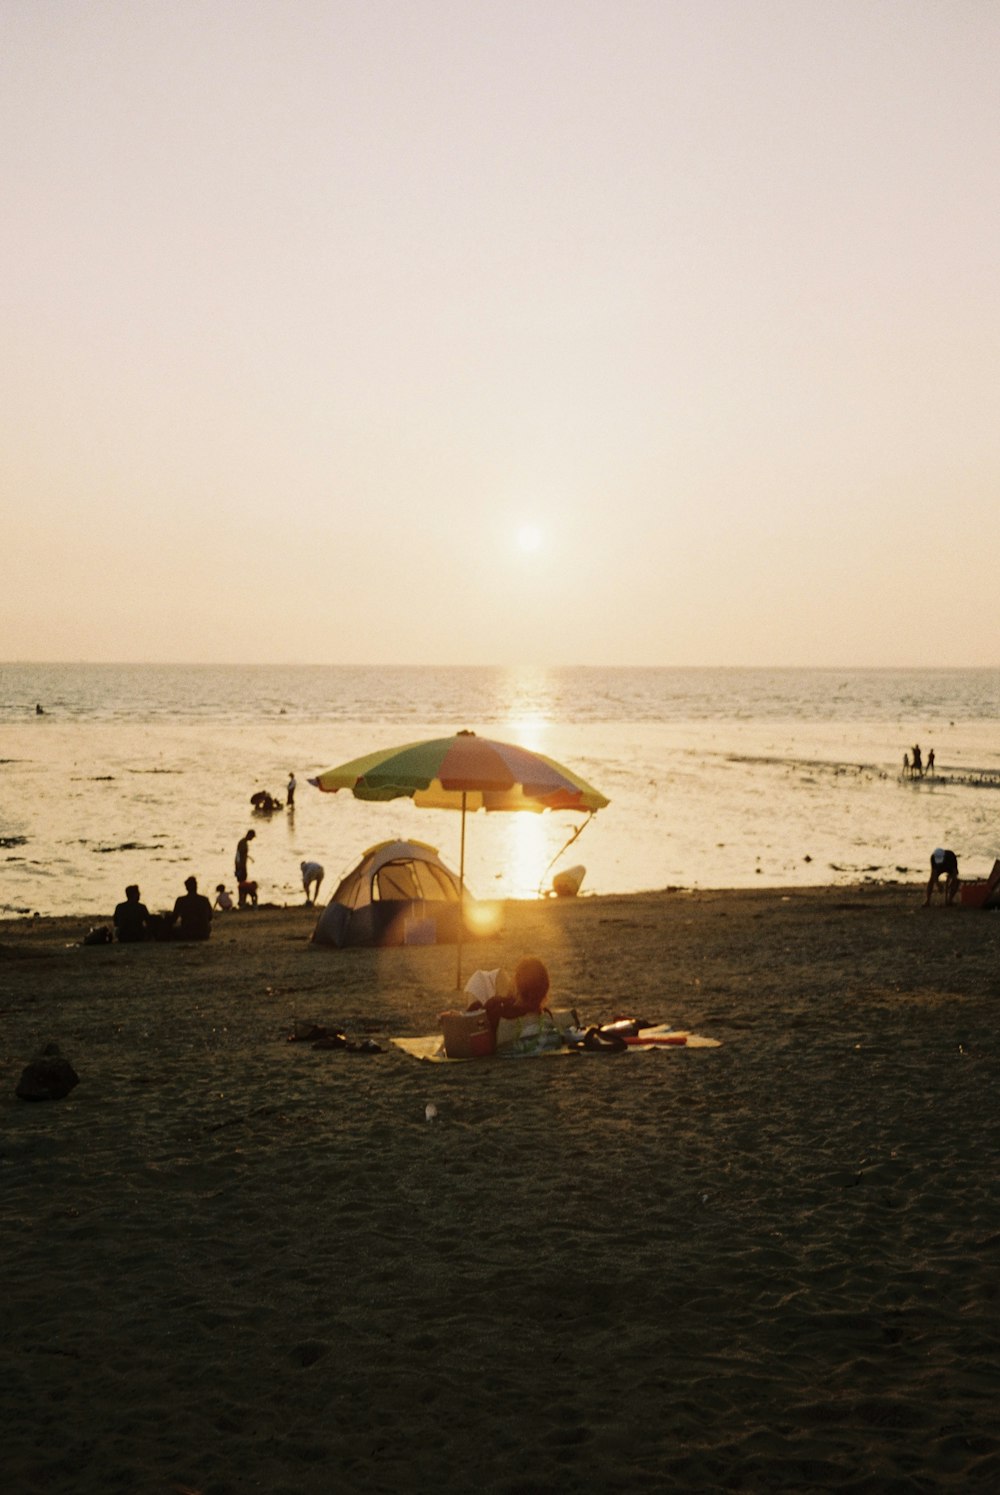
[{"xmin": 3, "ymin": 660, "xmax": 999, "ymax": 673}]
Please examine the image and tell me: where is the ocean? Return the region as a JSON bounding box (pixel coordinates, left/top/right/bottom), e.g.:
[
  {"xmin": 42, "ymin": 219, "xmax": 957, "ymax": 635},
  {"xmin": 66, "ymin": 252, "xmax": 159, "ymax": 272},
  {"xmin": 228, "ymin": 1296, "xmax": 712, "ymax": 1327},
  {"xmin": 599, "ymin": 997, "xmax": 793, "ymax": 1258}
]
[{"xmin": 2, "ymin": 663, "xmax": 998, "ymax": 918}]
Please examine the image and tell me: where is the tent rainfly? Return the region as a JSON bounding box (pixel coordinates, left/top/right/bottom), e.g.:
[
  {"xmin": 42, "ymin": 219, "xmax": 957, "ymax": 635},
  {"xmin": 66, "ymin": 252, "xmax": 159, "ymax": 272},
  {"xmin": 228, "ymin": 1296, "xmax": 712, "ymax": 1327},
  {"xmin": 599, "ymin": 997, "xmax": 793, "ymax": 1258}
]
[{"xmin": 311, "ymin": 839, "xmax": 468, "ymax": 948}]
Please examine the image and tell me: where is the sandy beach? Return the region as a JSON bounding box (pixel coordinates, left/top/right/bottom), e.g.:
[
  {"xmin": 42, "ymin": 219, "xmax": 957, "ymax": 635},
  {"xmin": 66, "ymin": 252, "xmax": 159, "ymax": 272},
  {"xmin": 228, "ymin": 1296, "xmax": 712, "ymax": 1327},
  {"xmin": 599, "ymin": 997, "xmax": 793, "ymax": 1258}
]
[{"xmin": 3, "ymin": 884, "xmax": 999, "ymax": 1493}]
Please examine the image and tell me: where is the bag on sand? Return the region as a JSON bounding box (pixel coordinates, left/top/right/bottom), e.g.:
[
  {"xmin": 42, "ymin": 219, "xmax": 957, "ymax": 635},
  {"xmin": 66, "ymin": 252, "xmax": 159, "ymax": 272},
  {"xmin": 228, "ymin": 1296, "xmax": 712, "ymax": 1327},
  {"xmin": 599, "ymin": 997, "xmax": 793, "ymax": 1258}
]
[
  {"xmin": 494, "ymin": 1009, "xmax": 576, "ymax": 1056},
  {"xmin": 82, "ymin": 925, "xmax": 113, "ymax": 946},
  {"xmin": 441, "ymin": 1009, "xmax": 495, "ymax": 1059}
]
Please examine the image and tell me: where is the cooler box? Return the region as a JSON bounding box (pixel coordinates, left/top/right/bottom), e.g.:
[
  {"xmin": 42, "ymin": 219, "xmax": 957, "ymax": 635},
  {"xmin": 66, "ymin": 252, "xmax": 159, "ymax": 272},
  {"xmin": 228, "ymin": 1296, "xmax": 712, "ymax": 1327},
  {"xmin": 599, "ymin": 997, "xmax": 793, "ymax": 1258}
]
[{"xmin": 440, "ymin": 1010, "xmax": 494, "ymax": 1059}]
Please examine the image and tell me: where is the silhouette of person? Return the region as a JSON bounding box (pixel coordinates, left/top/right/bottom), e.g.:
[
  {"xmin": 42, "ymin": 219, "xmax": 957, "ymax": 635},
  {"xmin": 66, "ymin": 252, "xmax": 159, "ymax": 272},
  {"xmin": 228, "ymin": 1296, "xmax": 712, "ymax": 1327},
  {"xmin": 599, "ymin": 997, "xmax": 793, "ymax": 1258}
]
[
  {"xmin": 925, "ymin": 848, "xmax": 959, "ymax": 906},
  {"xmin": 912, "ymin": 744, "xmax": 923, "ymax": 777},
  {"xmin": 113, "ymin": 884, "xmax": 151, "ymax": 943},
  {"xmin": 300, "ymin": 860, "xmax": 324, "ymax": 904},
  {"xmin": 287, "ymin": 772, "xmax": 297, "ymax": 808},
  {"xmin": 927, "ymin": 748, "xmax": 935, "ymax": 775},
  {"xmin": 235, "ymin": 828, "xmax": 255, "ymax": 883},
  {"xmin": 171, "ymin": 876, "xmax": 213, "ymax": 939}
]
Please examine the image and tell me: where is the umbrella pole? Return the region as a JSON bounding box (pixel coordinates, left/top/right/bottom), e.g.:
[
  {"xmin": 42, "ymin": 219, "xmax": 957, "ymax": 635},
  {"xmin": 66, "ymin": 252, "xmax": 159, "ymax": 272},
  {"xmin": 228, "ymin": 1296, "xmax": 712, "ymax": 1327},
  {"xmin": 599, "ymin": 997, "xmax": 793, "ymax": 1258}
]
[{"xmin": 455, "ymin": 792, "xmax": 467, "ymax": 989}]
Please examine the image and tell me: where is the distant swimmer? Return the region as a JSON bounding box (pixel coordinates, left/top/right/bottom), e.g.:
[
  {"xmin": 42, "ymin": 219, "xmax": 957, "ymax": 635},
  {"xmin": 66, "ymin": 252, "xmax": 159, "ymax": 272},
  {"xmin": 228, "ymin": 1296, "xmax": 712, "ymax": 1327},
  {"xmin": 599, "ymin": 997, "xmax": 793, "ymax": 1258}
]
[{"xmin": 35, "ymin": 703, "xmax": 44, "ymax": 715}]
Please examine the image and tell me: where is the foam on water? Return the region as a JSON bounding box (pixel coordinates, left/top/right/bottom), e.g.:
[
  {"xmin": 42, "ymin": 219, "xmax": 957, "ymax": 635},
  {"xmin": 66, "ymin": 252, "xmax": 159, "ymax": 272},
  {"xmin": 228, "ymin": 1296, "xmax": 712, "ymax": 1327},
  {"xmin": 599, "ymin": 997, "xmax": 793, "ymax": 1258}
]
[{"xmin": 2, "ymin": 664, "xmax": 998, "ymax": 916}]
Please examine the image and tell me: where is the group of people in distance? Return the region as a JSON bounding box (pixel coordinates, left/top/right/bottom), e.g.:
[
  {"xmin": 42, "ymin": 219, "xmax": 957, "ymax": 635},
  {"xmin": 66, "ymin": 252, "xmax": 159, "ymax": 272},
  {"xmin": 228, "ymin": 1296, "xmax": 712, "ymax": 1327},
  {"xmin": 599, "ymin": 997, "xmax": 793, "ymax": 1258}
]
[
  {"xmin": 233, "ymin": 829, "xmax": 323, "ymax": 905},
  {"xmin": 903, "ymin": 743, "xmax": 935, "ymax": 778},
  {"xmin": 249, "ymin": 773, "xmax": 297, "ymax": 817},
  {"xmin": 113, "ymin": 878, "xmax": 213, "ymax": 942},
  {"xmin": 108, "ymin": 772, "xmax": 323, "ymax": 942}
]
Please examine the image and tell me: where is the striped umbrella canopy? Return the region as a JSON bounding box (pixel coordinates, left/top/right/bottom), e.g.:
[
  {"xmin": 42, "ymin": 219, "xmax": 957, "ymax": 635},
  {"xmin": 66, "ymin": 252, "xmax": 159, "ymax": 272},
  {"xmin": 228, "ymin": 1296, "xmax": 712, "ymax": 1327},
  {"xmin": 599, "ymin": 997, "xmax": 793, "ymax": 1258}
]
[{"xmin": 310, "ymin": 730, "xmax": 608, "ymax": 985}]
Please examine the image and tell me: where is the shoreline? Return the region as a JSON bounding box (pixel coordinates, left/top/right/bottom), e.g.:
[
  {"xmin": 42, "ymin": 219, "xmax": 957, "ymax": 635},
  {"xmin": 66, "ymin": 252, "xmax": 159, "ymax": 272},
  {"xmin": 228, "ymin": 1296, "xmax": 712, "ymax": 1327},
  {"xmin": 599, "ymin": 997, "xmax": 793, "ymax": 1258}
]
[
  {"xmin": 4, "ymin": 883, "xmax": 999, "ymax": 1492},
  {"xmin": 0, "ymin": 873, "xmax": 930, "ymax": 928}
]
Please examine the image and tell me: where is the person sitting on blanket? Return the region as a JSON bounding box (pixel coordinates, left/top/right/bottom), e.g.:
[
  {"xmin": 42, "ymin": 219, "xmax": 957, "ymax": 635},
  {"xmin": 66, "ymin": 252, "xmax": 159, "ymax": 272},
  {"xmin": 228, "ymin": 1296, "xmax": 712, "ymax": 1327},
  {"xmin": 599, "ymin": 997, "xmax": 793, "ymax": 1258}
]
[{"xmin": 464, "ymin": 956, "xmax": 551, "ymax": 1036}]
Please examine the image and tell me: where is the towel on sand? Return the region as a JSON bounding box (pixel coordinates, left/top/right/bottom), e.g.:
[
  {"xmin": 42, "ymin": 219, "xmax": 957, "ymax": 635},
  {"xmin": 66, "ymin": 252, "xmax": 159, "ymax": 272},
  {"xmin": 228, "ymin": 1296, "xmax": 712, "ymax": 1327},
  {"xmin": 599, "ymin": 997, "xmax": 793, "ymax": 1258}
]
[{"xmin": 391, "ymin": 1023, "xmax": 721, "ymax": 1063}]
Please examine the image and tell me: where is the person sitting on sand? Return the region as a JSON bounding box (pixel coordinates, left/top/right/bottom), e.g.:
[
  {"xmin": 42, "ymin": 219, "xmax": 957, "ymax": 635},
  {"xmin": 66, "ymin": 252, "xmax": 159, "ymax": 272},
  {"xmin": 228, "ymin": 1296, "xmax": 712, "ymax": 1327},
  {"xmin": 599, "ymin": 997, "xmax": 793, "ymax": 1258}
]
[
  {"xmin": 171, "ymin": 876, "xmax": 213, "ymax": 939},
  {"xmin": 925, "ymin": 848, "xmax": 959, "ymax": 906},
  {"xmin": 461, "ymin": 956, "xmax": 551, "ymax": 1035},
  {"xmin": 214, "ymin": 884, "xmax": 234, "ymax": 911},
  {"xmin": 437, "ymin": 958, "xmax": 553, "ymax": 1058},
  {"xmin": 113, "ymin": 884, "xmax": 151, "ymax": 943}
]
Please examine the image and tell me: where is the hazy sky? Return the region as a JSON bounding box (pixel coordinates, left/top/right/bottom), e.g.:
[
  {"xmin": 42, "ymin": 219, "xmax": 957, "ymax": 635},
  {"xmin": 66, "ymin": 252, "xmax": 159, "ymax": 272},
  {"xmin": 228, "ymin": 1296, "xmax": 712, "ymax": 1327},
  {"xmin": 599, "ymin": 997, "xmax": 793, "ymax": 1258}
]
[{"xmin": 3, "ymin": 0, "xmax": 997, "ymax": 667}]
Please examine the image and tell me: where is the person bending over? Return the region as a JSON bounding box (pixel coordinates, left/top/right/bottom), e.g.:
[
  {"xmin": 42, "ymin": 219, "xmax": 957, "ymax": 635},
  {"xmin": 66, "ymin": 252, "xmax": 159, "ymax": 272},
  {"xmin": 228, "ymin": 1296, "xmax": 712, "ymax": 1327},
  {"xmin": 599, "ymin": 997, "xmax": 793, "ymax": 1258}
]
[
  {"xmin": 300, "ymin": 860, "xmax": 324, "ymax": 905},
  {"xmin": 925, "ymin": 848, "xmax": 959, "ymax": 906}
]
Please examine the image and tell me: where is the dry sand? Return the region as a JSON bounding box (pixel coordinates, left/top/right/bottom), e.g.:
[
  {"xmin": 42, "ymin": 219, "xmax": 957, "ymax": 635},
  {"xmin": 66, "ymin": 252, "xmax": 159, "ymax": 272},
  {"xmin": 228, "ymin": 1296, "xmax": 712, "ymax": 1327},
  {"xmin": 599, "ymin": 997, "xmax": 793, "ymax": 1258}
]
[{"xmin": 3, "ymin": 885, "xmax": 999, "ymax": 1494}]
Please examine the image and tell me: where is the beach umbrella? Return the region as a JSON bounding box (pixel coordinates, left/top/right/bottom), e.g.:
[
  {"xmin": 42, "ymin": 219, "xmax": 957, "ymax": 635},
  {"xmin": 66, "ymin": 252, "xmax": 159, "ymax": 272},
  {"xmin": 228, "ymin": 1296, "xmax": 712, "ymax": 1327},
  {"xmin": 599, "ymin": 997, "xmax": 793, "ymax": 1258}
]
[{"xmin": 309, "ymin": 730, "xmax": 609, "ymax": 986}]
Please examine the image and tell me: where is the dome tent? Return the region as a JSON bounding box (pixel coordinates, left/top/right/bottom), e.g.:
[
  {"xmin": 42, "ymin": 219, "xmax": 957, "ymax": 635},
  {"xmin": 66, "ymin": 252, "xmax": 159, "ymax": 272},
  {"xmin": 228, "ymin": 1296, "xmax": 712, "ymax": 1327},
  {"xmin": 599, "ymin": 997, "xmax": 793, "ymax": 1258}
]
[{"xmin": 311, "ymin": 839, "xmax": 468, "ymax": 948}]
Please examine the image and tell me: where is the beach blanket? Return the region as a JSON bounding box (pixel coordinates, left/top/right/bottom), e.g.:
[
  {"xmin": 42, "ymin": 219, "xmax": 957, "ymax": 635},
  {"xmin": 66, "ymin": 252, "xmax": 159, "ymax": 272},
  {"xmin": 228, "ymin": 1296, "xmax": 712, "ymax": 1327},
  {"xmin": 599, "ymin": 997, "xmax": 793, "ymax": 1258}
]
[{"xmin": 391, "ymin": 1023, "xmax": 721, "ymax": 1063}]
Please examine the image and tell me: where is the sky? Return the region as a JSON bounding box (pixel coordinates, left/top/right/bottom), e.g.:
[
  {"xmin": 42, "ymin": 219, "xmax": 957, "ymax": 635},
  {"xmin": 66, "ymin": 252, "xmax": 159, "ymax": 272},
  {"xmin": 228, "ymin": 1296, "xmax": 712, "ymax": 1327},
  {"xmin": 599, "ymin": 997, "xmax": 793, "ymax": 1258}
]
[{"xmin": 2, "ymin": 0, "xmax": 998, "ymax": 668}]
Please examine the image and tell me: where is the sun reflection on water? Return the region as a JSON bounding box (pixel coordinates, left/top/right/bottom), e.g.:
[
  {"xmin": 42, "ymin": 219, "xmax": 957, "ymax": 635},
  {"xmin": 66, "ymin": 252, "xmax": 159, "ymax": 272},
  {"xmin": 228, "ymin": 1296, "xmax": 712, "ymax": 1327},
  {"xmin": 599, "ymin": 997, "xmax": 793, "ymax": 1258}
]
[
  {"xmin": 498, "ymin": 665, "xmax": 554, "ymax": 740},
  {"xmin": 493, "ymin": 811, "xmax": 551, "ymax": 899}
]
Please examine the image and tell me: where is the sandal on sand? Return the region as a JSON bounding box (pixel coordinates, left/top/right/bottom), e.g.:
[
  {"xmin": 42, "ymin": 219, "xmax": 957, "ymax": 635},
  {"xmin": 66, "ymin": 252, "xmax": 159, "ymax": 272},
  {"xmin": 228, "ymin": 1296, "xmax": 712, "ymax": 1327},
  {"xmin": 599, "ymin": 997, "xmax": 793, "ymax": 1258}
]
[{"xmin": 583, "ymin": 1026, "xmax": 628, "ymax": 1052}]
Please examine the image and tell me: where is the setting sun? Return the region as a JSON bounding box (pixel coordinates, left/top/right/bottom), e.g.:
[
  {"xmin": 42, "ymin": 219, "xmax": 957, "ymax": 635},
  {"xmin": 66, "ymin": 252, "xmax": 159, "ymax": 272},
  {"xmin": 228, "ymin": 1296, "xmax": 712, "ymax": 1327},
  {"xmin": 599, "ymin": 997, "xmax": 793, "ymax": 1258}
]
[{"xmin": 517, "ymin": 523, "xmax": 543, "ymax": 553}]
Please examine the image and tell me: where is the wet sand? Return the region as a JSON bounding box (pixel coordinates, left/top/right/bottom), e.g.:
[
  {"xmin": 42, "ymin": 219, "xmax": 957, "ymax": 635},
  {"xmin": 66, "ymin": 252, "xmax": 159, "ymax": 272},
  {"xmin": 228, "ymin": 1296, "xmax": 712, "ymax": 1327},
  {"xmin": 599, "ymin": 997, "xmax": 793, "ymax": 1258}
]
[{"xmin": 3, "ymin": 885, "xmax": 999, "ymax": 1493}]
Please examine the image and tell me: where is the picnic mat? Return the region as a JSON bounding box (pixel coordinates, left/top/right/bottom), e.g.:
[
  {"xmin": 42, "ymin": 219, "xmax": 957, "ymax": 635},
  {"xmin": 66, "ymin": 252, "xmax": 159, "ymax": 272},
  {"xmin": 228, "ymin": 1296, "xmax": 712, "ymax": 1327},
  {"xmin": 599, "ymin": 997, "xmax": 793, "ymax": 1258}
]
[{"xmin": 391, "ymin": 1023, "xmax": 721, "ymax": 1063}]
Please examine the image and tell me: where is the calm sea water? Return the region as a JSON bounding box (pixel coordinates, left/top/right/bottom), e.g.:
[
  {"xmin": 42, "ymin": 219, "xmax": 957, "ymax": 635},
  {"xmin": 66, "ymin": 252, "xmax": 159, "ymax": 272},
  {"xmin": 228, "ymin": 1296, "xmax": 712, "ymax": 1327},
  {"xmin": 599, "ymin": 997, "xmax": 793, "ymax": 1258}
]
[{"xmin": 2, "ymin": 664, "xmax": 998, "ymax": 917}]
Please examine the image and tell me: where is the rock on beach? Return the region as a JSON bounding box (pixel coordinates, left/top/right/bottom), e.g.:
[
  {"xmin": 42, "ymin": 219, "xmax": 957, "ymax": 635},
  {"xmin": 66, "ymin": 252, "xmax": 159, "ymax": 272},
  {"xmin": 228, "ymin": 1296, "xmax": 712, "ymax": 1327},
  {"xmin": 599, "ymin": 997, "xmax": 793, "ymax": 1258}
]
[{"xmin": 16, "ymin": 1043, "xmax": 80, "ymax": 1101}]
